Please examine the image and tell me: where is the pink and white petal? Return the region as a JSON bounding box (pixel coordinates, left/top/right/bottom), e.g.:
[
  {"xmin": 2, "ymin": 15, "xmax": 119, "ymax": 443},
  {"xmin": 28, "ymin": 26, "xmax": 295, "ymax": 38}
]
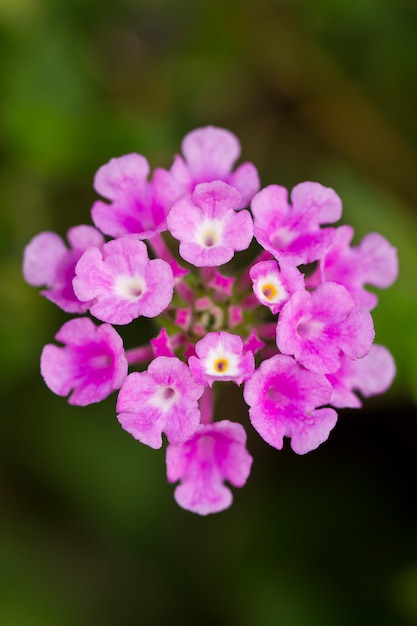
[
  {"xmin": 118, "ymin": 357, "xmax": 203, "ymax": 446},
  {"xmin": 148, "ymin": 356, "xmax": 204, "ymax": 401},
  {"xmin": 75, "ymin": 239, "xmax": 160, "ymax": 323}
]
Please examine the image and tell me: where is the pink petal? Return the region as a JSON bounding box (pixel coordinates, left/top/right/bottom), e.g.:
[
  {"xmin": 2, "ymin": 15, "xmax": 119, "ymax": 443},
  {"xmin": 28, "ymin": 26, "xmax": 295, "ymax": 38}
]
[
  {"xmin": 94, "ymin": 153, "xmax": 150, "ymax": 200},
  {"xmin": 290, "ymin": 181, "xmax": 342, "ymax": 224},
  {"xmin": 182, "ymin": 126, "xmax": 241, "ymax": 180},
  {"xmin": 23, "ymin": 232, "xmax": 68, "ymax": 287},
  {"xmin": 228, "ymin": 162, "xmax": 260, "ymax": 208}
]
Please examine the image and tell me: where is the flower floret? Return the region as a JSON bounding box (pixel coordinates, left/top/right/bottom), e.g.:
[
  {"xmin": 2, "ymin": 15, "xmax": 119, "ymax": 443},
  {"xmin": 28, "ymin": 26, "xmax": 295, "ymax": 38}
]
[
  {"xmin": 326, "ymin": 344, "xmax": 396, "ymax": 408},
  {"xmin": 250, "ymin": 259, "xmax": 305, "ymax": 314},
  {"xmin": 189, "ymin": 331, "xmax": 255, "ymax": 386},
  {"xmin": 116, "ymin": 357, "xmax": 204, "ymax": 449},
  {"xmin": 307, "ymin": 225, "xmax": 399, "ymax": 310},
  {"xmin": 167, "ymin": 181, "xmax": 253, "ymax": 267},
  {"xmin": 276, "ymin": 282, "xmax": 375, "ymax": 374},
  {"xmin": 21, "ymin": 125, "xmax": 399, "ymax": 515},
  {"xmin": 23, "ymin": 225, "xmax": 105, "ymax": 313},
  {"xmin": 91, "ymin": 153, "xmax": 174, "ymax": 239},
  {"xmin": 164, "ymin": 125, "xmax": 260, "ymax": 208},
  {"xmin": 40, "ymin": 317, "xmax": 128, "ymax": 406},
  {"xmin": 73, "ymin": 237, "xmax": 174, "ymax": 324},
  {"xmin": 244, "ymin": 354, "xmax": 338, "ymax": 454},
  {"xmin": 166, "ymin": 420, "xmax": 253, "ymax": 515},
  {"xmin": 251, "ymin": 182, "xmax": 342, "ymax": 265}
]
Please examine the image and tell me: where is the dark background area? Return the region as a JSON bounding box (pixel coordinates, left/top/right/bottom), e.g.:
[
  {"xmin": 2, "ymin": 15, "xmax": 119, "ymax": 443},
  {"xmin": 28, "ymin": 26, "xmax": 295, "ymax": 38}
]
[{"xmin": 1, "ymin": 1, "xmax": 417, "ymax": 624}]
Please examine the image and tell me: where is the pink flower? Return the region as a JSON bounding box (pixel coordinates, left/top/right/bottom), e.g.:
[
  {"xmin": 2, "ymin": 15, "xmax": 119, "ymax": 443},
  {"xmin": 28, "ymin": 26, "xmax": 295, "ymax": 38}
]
[
  {"xmin": 163, "ymin": 126, "xmax": 260, "ymax": 209},
  {"xmin": 189, "ymin": 331, "xmax": 255, "ymax": 387},
  {"xmin": 251, "ymin": 182, "xmax": 342, "ymax": 265},
  {"xmin": 166, "ymin": 420, "xmax": 253, "ymax": 515},
  {"xmin": 22, "ymin": 126, "xmax": 399, "ymax": 514},
  {"xmin": 249, "ymin": 259, "xmax": 305, "ymax": 314},
  {"xmin": 116, "ymin": 357, "xmax": 204, "ymax": 449},
  {"xmin": 73, "ymin": 237, "xmax": 174, "ymax": 324},
  {"xmin": 91, "ymin": 153, "xmax": 178, "ymax": 239},
  {"xmin": 327, "ymin": 344, "xmax": 396, "ymax": 408},
  {"xmin": 307, "ymin": 225, "xmax": 399, "ymax": 310},
  {"xmin": 167, "ymin": 181, "xmax": 253, "ymax": 267},
  {"xmin": 40, "ymin": 317, "xmax": 127, "ymax": 406},
  {"xmin": 22, "ymin": 225, "xmax": 105, "ymax": 313},
  {"xmin": 276, "ymin": 282, "xmax": 375, "ymax": 374},
  {"xmin": 243, "ymin": 354, "xmax": 338, "ymax": 454}
]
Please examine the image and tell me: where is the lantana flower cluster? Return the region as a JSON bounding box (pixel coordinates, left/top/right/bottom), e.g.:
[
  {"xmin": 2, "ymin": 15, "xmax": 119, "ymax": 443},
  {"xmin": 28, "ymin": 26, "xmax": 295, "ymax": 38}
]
[{"xmin": 23, "ymin": 126, "xmax": 398, "ymax": 515}]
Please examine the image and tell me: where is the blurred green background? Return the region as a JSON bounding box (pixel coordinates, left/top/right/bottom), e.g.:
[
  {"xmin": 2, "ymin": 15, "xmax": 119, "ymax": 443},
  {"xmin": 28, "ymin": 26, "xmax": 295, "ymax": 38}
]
[{"xmin": 1, "ymin": 0, "xmax": 417, "ymax": 624}]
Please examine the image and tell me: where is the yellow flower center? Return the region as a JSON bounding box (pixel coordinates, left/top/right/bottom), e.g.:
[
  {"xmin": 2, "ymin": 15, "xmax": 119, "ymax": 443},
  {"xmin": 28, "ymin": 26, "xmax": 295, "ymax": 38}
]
[
  {"xmin": 203, "ymin": 230, "xmax": 217, "ymax": 247},
  {"xmin": 261, "ymin": 282, "xmax": 278, "ymax": 301},
  {"xmin": 213, "ymin": 357, "xmax": 229, "ymax": 373}
]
